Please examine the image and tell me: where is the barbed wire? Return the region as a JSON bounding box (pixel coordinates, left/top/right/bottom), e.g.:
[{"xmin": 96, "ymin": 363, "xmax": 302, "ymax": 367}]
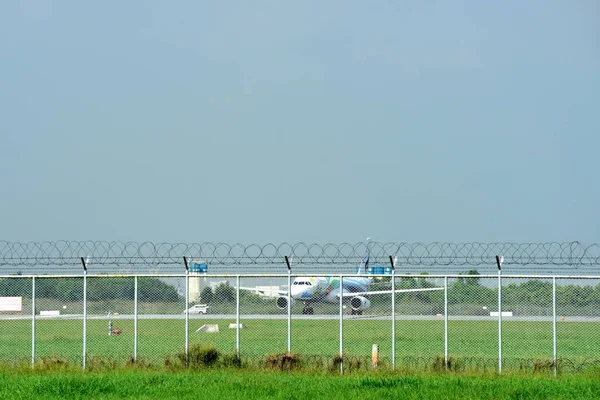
[{"xmin": 0, "ymin": 240, "xmax": 599, "ymax": 268}]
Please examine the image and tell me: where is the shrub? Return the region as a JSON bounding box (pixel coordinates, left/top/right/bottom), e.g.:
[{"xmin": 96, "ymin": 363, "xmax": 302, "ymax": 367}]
[
  {"xmin": 264, "ymin": 352, "xmax": 301, "ymax": 371},
  {"xmin": 37, "ymin": 355, "xmax": 70, "ymax": 371},
  {"xmin": 432, "ymin": 355, "xmax": 461, "ymax": 372},
  {"xmin": 177, "ymin": 345, "xmax": 220, "ymax": 369},
  {"xmin": 533, "ymin": 359, "xmax": 555, "ymax": 373},
  {"xmin": 163, "ymin": 355, "xmax": 179, "ymax": 371},
  {"xmin": 221, "ymin": 353, "xmax": 242, "ymax": 368},
  {"xmin": 86, "ymin": 355, "xmax": 119, "ymax": 371},
  {"xmin": 331, "ymin": 354, "xmax": 362, "ymax": 372},
  {"xmin": 126, "ymin": 355, "xmax": 154, "ymax": 370}
]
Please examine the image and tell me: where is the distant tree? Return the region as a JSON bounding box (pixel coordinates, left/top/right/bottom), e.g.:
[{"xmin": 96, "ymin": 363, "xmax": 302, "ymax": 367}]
[
  {"xmin": 505, "ymin": 280, "xmax": 552, "ymax": 307},
  {"xmin": 9, "ymin": 276, "xmax": 181, "ymax": 302},
  {"xmin": 55, "ymin": 280, "xmax": 82, "ymax": 301},
  {"xmin": 413, "ymin": 272, "xmax": 439, "ymax": 302},
  {"xmin": 213, "ymin": 283, "xmax": 235, "ymax": 303},
  {"xmin": 449, "ymin": 272, "xmax": 495, "ymax": 306},
  {"xmin": 200, "ymin": 286, "xmax": 213, "ymax": 304},
  {"xmin": 592, "ymin": 283, "xmax": 600, "ymax": 306},
  {"xmin": 555, "ymin": 284, "xmax": 594, "ymax": 308},
  {"xmin": 457, "ymin": 269, "xmax": 480, "ymax": 286},
  {"xmin": 0, "ymin": 277, "xmax": 29, "ymax": 296},
  {"xmin": 239, "ymin": 289, "xmax": 272, "ymax": 305},
  {"xmin": 398, "ymin": 275, "xmax": 417, "ymax": 289},
  {"xmin": 416, "ymin": 272, "xmax": 436, "ymax": 288},
  {"xmin": 137, "ymin": 277, "xmax": 181, "ymax": 302},
  {"xmin": 87, "ymin": 277, "xmax": 133, "ymax": 301},
  {"xmin": 375, "ymin": 276, "xmax": 392, "ymax": 283}
]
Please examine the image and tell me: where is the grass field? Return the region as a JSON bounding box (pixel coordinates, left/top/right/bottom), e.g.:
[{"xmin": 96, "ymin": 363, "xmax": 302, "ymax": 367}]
[
  {"xmin": 1, "ymin": 369, "xmax": 600, "ymax": 400},
  {"xmin": 2, "ymin": 317, "xmax": 600, "ymax": 372}
]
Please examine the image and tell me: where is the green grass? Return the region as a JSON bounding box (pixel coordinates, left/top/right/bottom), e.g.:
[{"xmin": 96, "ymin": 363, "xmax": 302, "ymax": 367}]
[
  {"xmin": 2, "ymin": 318, "xmax": 600, "ymax": 372},
  {"xmin": 1, "ymin": 369, "xmax": 600, "ymax": 400}
]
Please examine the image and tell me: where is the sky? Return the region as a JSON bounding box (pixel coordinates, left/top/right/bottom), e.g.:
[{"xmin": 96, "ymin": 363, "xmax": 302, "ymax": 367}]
[{"xmin": 1, "ymin": 1, "xmax": 599, "ymax": 246}]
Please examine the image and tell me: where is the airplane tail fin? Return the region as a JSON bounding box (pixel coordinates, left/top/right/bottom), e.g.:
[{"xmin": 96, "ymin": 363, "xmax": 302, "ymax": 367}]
[{"xmin": 356, "ymin": 239, "xmax": 371, "ymax": 275}]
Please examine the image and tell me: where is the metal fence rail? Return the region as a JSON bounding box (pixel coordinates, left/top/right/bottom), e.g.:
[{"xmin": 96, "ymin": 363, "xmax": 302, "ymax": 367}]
[{"xmin": 1, "ymin": 271, "xmax": 599, "ymax": 374}]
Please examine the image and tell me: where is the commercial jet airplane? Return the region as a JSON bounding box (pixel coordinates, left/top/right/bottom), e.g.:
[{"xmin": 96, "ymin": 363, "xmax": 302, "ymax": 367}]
[{"xmin": 240, "ymin": 241, "xmax": 443, "ymax": 315}]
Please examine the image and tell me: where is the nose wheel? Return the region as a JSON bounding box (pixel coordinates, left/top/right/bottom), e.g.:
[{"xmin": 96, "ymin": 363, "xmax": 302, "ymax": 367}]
[{"xmin": 302, "ymin": 305, "xmax": 314, "ymax": 315}]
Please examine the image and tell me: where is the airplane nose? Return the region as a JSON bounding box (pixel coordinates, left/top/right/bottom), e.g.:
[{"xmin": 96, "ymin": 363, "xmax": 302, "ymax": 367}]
[{"xmin": 291, "ymin": 285, "xmax": 302, "ymax": 298}]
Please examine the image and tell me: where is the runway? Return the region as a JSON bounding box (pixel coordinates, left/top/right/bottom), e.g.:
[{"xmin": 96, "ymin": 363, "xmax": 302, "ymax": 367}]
[{"xmin": 2, "ymin": 314, "xmax": 600, "ymax": 322}]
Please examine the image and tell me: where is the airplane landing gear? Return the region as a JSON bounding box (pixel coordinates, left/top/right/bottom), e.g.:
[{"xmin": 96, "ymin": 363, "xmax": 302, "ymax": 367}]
[{"xmin": 302, "ymin": 305, "xmax": 314, "ymax": 315}]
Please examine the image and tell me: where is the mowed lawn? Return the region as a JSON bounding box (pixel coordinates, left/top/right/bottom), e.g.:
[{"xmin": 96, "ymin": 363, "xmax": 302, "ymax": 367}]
[
  {"xmin": 1, "ymin": 317, "xmax": 599, "ymax": 371},
  {"xmin": 1, "ymin": 369, "xmax": 600, "ymax": 400}
]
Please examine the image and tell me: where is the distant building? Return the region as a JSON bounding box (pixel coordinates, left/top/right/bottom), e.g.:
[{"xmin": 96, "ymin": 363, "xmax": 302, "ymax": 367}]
[{"xmin": 189, "ymin": 262, "xmax": 208, "ymax": 302}]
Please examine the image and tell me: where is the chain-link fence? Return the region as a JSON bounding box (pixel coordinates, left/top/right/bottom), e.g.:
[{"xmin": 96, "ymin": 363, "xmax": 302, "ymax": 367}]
[{"xmin": 1, "ymin": 272, "xmax": 599, "ymax": 373}]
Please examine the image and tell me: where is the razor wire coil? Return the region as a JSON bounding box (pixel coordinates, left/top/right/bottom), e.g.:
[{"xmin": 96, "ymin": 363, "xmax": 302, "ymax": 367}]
[{"xmin": 0, "ymin": 240, "xmax": 599, "ymax": 268}]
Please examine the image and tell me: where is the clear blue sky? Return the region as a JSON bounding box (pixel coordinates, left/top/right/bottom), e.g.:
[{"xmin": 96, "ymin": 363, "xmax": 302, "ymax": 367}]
[{"xmin": 1, "ymin": 1, "xmax": 599, "ymax": 244}]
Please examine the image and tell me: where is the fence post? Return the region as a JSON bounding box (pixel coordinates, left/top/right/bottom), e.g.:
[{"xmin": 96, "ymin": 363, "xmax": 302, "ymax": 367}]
[
  {"xmin": 285, "ymin": 256, "xmax": 292, "ymax": 354},
  {"xmin": 134, "ymin": 275, "xmax": 138, "ymax": 362},
  {"xmin": 496, "ymin": 256, "xmax": 503, "ymax": 373},
  {"xmin": 444, "ymin": 276, "xmax": 449, "ymax": 370},
  {"xmin": 31, "ymin": 276, "xmax": 36, "ymax": 368},
  {"xmin": 183, "ymin": 257, "xmax": 189, "ymax": 366},
  {"xmin": 552, "ymin": 276, "xmax": 557, "ymax": 376},
  {"xmin": 339, "ymin": 275, "xmax": 344, "ymax": 374},
  {"xmin": 81, "ymin": 257, "xmax": 88, "ymax": 370},
  {"xmin": 389, "ymin": 255, "xmax": 396, "ymax": 370},
  {"xmin": 236, "ymin": 275, "xmax": 240, "ymax": 358}
]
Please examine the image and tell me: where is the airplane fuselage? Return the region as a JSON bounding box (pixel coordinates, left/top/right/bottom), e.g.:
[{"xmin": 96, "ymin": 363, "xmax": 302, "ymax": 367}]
[{"xmin": 290, "ymin": 276, "xmax": 371, "ymax": 304}]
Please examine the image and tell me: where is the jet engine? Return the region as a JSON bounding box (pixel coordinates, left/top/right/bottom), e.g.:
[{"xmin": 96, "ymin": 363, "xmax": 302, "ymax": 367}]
[
  {"xmin": 276, "ymin": 296, "xmax": 296, "ymax": 310},
  {"xmin": 349, "ymin": 296, "xmax": 371, "ymax": 312}
]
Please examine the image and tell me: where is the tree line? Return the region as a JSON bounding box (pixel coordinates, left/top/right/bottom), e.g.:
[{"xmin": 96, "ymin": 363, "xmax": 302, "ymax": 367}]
[
  {"xmin": 198, "ymin": 283, "xmax": 271, "ymax": 305},
  {"xmin": 391, "ymin": 270, "xmax": 600, "ymax": 309},
  {"xmin": 2, "ymin": 272, "xmax": 599, "ymax": 310},
  {"xmin": 0, "ymin": 277, "xmax": 181, "ymax": 302}
]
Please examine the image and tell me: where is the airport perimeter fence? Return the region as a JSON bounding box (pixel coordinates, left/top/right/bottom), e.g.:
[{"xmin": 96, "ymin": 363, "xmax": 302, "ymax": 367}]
[{"xmin": 1, "ymin": 272, "xmax": 599, "ymax": 374}]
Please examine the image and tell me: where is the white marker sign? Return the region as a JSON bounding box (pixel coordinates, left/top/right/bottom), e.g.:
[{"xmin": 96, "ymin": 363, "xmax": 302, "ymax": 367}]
[{"xmin": 0, "ymin": 297, "xmax": 22, "ymax": 312}]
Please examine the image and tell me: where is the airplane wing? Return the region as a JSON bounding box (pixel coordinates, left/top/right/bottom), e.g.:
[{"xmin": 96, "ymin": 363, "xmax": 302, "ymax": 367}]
[
  {"xmin": 340, "ymin": 287, "xmax": 444, "ymax": 297},
  {"xmin": 236, "ymin": 286, "xmax": 289, "ymax": 296}
]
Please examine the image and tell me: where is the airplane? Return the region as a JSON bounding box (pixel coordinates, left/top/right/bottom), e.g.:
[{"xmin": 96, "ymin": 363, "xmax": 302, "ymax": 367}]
[{"xmin": 239, "ymin": 240, "xmax": 444, "ymax": 315}]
